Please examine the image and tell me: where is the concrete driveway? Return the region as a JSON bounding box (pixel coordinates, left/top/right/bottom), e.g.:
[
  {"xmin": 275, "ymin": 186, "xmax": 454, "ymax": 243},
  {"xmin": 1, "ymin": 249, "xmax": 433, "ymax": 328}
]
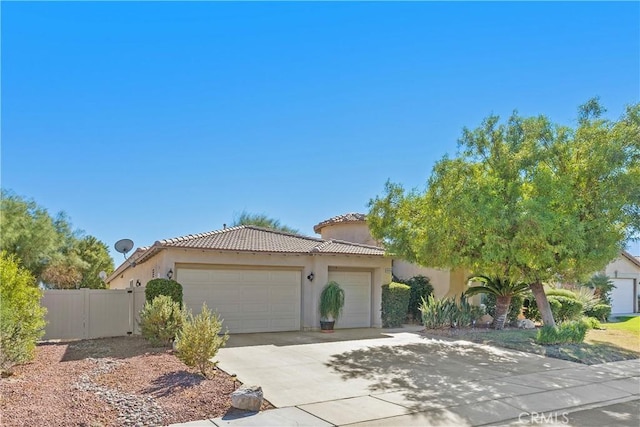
[{"xmin": 209, "ymin": 328, "xmax": 640, "ymax": 426}]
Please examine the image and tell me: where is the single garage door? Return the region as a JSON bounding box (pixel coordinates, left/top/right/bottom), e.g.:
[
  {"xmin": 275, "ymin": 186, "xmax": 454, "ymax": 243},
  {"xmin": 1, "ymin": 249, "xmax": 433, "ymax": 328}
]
[
  {"xmin": 178, "ymin": 267, "xmax": 301, "ymax": 333},
  {"xmin": 328, "ymin": 270, "xmax": 371, "ymax": 328},
  {"xmin": 610, "ymin": 278, "xmax": 635, "ymax": 314}
]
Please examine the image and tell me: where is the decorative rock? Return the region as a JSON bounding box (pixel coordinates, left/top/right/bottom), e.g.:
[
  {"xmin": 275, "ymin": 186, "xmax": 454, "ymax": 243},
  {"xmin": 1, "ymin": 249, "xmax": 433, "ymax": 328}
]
[
  {"xmin": 231, "ymin": 385, "xmax": 263, "ymax": 411},
  {"xmin": 479, "ymin": 314, "xmax": 494, "ymax": 325},
  {"xmin": 518, "ymin": 319, "xmax": 536, "ymax": 329}
]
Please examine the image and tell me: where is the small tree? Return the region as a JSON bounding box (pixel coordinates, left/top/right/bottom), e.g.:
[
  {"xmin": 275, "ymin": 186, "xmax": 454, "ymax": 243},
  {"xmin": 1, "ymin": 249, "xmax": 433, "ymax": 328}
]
[
  {"xmin": 176, "ymin": 303, "xmax": 229, "ymax": 378},
  {"xmin": 319, "ymin": 281, "xmax": 345, "ymax": 322},
  {"xmin": 465, "ymin": 275, "xmax": 529, "ymax": 329},
  {"xmin": 0, "ymin": 252, "xmax": 47, "ymax": 374},
  {"xmin": 381, "ymin": 282, "xmax": 411, "ymax": 327},
  {"xmin": 582, "ymin": 273, "xmax": 615, "ymax": 305},
  {"xmin": 139, "ymin": 295, "xmax": 184, "ymax": 347}
]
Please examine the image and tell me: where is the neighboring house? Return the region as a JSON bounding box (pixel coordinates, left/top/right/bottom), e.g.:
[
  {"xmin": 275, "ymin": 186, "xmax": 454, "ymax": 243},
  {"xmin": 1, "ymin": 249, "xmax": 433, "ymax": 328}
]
[
  {"xmin": 107, "ymin": 225, "xmax": 392, "ymax": 333},
  {"xmin": 313, "ymin": 213, "xmax": 469, "ymax": 299},
  {"xmin": 605, "ymin": 251, "xmax": 640, "ymax": 315}
]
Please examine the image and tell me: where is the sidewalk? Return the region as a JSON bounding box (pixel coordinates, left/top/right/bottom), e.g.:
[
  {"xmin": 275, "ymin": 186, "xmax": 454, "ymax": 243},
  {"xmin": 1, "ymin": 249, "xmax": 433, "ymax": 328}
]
[{"xmin": 169, "ymin": 332, "xmax": 639, "ymax": 426}]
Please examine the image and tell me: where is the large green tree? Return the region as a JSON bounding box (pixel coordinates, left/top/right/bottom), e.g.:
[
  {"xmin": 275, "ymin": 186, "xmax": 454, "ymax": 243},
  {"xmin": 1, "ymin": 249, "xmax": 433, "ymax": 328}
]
[
  {"xmin": 368, "ymin": 100, "xmax": 640, "ymax": 327},
  {"xmin": 232, "ymin": 211, "xmax": 299, "ymax": 234},
  {"xmin": 0, "ymin": 190, "xmax": 114, "ymax": 289}
]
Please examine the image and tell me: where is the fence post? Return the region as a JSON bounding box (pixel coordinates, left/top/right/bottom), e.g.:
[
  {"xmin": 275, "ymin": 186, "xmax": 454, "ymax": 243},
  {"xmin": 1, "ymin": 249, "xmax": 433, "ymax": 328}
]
[{"xmin": 83, "ymin": 288, "xmax": 90, "ymax": 339}]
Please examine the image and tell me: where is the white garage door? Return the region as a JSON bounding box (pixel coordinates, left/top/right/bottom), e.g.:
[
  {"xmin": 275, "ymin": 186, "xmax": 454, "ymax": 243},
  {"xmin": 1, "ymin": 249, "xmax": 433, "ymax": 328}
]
[
  {"xmin": 178, "ymin": 267, "xmax": 301, "ymax": 333},
  {"xmin": 610, "ymin": 278, "xmax": 635, "ymax": 314},
  {"xmin": 327, "ymin": 271, "xmax": 371, "ymax": 328}
]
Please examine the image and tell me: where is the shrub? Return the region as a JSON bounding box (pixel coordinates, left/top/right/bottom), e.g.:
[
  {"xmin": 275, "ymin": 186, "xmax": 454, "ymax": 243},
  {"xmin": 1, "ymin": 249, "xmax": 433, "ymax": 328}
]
[
  {"xmin": 145, "ymin": 278, "xmax": 183, "ymax": 307},
  {"xmin": 319, "ymin": 281, "xmax": 345, "ymax": 321},
  {"xmin": 553, "ymin": 296, "xmax": 583, "ymax": 322},
  {"xmin": 585, "ymin": 303, "xmax": 612, "ymax": 322},
  {"xmin": 483, "ymin": 293, "xmax": 524, "ymax": 326},
  {"xmin": 0, "ymin": 252, "xmax": 47, "ymax": 374},
  {"xmin": 582, "ymin": 273, "xmax": 615, "ymax": 305},
  {"xmin": 582, "ymin": 316, "xmax": 602, "ymax": 330},
  {"xmin": 420, "ymin": 294, "xmax": 483, "ymax": 329},
  {"xmin": 404, "ymin": 276, "xmax": 434, "ymax": 323},
  {"xmin": 381, "ymin": 282, "xmax": 411, "ymax": 327},
  {"xmin": 139, "ymin": 295, "xmax": 185, "ymax": 347},
  {"xmin": 176, "ymin": 303, "xmax": 229, "ymax": 378},
  {"xmin": 572, "ymin": 287, "xmax": 600, "ymax": 313},
  {"xmin": 545, "ymin": 288, "xmax": 577, "ymax": 299},
  {"xmin": 525, "ymin": 295, "xmax": 582, "ymax": 323},
  {"xmin": 535, "ymin": 320, "xmax": 588, "ymax": 345}
]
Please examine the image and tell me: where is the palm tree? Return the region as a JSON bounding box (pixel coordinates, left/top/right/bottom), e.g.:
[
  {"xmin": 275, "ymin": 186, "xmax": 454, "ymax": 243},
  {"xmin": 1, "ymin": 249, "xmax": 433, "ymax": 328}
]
[{"xmin": 465, "ymin": 275, "xmax": 529, "ymax": 330}]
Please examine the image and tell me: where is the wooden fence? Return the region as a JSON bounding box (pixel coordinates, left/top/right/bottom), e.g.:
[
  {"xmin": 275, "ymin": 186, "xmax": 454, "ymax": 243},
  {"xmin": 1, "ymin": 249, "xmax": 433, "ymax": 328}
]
[{"xmin": 41, "ymin": 287, "xmax": 147, "ymax": 340}]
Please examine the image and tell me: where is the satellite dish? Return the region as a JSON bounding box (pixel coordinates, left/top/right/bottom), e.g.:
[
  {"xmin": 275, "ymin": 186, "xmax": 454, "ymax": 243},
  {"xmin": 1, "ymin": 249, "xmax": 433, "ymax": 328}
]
[
  {"xmin": 114, "ymin": 238, "xmax": 137, "ymax": 267},
  {"xmin": 114, "ymin": 238, "xmax": 134, "ymax": 255},
  {"xmin": 98, "ymin": 271, "xmax": 107, "ymax": 281}
]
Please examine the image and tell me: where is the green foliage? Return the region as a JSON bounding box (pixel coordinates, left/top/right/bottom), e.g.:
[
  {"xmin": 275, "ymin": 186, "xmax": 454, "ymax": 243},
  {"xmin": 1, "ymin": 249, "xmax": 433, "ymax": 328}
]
[
  {"xmin": 535, "ymin": 320, "xmax": 588, "ymax": 345},
  {"xmin": 139, "ymin": 296, "xmax": 185, "ymax": 347},
  {"xmin": 482, "ymin": 293, "xmax": 524, "ymax": 326},
  {"xmin": 525, "ymin": 294, "xmax": 582, "ymax": 323},
  {"xmin": 368, "ymin": 100, "xmax": 640, "ymax": 327},
  {"xmin": 175, "ymin": 303, "xmax": 229, "ymax": 378},
  {"xmin": 0, "ymin": 190, "xmax": 113, "ymax": 289},
  {"xmin": 581, "ymin": 273, "xmax": 615, "ymax": 305},
  {"xmin": 571, "ymin": 287, "xmax": 600, "ymax": 313},
  {"xmin": 145, "ymin": 279, "xmax": 183, "ymax": 307},
  {"xmin": 545, "ymin": 288, "xmax": 577, "ymax": 299},
  {"xmin": 585, "ymin": 303, "xmax": 612, "ymax": 322},
  {"xmin": 232, "ymin": 211, "xmax": 299, "ymax": 234},
  {"xmin": 582, "ymin": 317, "xmax": 602, "ymax": 330},
  {"xmin": 400, "ymin": 275, "xmax": 434, "ymax": 322},
  {"xmin": 420, "ymin": 294, "xmax": 483, "ymax": 329},
  {"xmin": 381, "ymin": 282, "xmax": 411, "ymax": 327},
  {"xmin": 319, "ymin": 281, "xmax": 345, "ymax": 321},
  {"xmin": 466, "ymin": 275, "xmax": 529, "ymax": 329},
  {"xmin": 0, "ymin": 252, "xmax": 47, "ymax": 374}
]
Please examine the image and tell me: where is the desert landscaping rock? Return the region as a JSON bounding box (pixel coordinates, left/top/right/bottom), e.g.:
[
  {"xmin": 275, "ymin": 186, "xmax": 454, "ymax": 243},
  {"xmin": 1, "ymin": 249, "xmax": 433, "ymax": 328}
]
[
  {"xmin": 518, "ymin": 318, "xmax": 536, "ymax": 329},
  {"xmin": 231, "ymin": 385, "xmax": 264, "ymax": 411}
]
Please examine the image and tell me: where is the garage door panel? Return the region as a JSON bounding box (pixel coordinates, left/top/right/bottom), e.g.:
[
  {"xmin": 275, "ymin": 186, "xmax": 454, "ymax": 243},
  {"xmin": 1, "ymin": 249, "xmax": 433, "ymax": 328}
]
[
  {"xmin": 179, "ymin": 267, "xmax": 301, "ymax": 333},
  {"xmin": 611, "ymin": 279, "xmax": 634, "ymax": 314},
  {"xmin": 328, "ymin": 271, "xmax": 372, "ymax": 329}
]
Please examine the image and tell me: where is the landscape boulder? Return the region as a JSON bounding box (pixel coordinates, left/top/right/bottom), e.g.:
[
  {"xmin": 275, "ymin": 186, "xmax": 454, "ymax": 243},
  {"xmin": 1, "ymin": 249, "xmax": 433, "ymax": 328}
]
[
  {"xmin": 479, "ymin": 314, "xmax": 493, "ymax": 326},
  {"xmin": 231, "ymin": 385, "xmax": 263, "ymax": 411},
  {"xmin": 518, "ymin": 319, "xmax": 536, "ymax": 329}
]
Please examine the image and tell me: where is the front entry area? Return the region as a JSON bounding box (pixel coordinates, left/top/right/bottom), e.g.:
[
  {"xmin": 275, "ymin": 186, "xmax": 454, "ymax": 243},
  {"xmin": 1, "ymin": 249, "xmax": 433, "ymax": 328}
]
[{"xmin": 177, "ymin": 266, "xmax": 302, "ymax": 333}]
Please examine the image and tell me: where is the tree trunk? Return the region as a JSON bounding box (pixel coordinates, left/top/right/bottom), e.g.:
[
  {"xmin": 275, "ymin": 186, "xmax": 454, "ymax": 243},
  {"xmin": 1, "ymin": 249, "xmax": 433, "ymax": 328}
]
[
  {"xmin": 529, "ymin": 281, "xmax": 556, "ymax": 327},
  {"xmin": 493, "ymin": 295, "xmax": 511, "ymax": 330}
]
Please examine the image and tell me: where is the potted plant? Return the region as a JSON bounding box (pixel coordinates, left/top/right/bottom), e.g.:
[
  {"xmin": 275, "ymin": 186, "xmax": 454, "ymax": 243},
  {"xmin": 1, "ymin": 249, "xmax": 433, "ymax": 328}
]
[{"xmin": 319, "ymin": 281, "xmax": 345, "ymax": 332}]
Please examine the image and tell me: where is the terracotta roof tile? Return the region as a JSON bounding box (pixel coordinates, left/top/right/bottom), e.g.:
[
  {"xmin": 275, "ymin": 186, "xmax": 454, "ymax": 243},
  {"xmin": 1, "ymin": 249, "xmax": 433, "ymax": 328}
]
[{"xmin": 313, "ymin": 212, "xmax": 366, "ymax": 233}]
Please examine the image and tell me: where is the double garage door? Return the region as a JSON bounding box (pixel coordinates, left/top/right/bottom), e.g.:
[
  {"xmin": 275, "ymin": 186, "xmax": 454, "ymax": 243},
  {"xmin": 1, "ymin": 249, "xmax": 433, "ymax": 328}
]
[
  {"xmin": 177, "ymin": 267, "xmax": 373, "ymax": 333},
  {"xmin": 178, "ymin": 267, "xmax": 301, "ymax": 334}
]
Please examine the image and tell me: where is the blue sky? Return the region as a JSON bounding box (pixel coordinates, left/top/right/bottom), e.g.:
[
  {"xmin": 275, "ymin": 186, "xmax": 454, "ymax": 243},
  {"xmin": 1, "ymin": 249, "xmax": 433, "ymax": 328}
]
[{"xmin": 2, "ymin": 1, "xmax": 639, "ymax": 262}]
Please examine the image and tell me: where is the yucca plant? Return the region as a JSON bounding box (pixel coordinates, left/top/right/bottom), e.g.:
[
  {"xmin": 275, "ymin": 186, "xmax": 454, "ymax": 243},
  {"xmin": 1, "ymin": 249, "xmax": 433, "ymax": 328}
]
[{"xmin": 465, "ymin": 275, "xmax": 529, "ymax": 330}]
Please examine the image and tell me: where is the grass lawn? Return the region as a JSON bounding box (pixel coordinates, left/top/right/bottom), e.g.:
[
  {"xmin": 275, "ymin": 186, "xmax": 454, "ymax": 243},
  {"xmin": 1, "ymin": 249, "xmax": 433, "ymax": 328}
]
[{"xmin": 430, "ymin": 316, "xmax": 640, "ymax": 365}]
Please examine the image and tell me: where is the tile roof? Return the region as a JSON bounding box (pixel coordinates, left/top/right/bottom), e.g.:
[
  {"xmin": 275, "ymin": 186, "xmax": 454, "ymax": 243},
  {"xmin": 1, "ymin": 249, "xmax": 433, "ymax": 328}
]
[{"xmin": 313, "ymin": 212, "xmax": 367, "ymax": 233}]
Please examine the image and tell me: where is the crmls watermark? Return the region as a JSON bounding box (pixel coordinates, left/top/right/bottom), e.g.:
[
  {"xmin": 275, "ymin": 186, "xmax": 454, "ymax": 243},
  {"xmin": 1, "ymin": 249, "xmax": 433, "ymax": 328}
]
[{"xmin": 518, "ymin": 411, "xmax": 570, "ymax": 424}]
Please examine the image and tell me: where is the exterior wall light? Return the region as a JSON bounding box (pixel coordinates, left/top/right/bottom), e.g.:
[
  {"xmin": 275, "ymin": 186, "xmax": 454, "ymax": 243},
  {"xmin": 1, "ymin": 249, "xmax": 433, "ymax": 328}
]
[
  {"xmin": 307, "ymin": 272, "xmax": 314, "ymax": 282},
  {"xmin": 167, "ymin": 269, "xmax": 173, "ymax": 279}
]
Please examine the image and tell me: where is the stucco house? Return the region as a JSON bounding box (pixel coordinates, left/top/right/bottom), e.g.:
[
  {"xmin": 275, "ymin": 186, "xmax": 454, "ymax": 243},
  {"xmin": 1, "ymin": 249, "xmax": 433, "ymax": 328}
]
[{"xmin": 107, "ymin": 225, "xmax": 392, "ymax": 333}]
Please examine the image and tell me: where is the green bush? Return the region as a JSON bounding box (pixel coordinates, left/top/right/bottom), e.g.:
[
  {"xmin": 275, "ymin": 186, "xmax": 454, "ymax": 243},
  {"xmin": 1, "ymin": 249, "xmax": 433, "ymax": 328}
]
[
  {"xmin": 402, "ymin": 276, "xmax": 434, "ymax": 323},
  {"xmin": 176, "ymin": 303, "xmax": 229, "ymax": 378},
  {"xmin": 0, "ymin": 252, "xmax": 47, "ymax": 374},
  {"xmin": 585, "ymin": 303, "xmax": 611, "ymax": 322},
  {"xmin": 145, "ymin": 278, "xmax": 183, "ymax": 307},
  {"xmin": 545, "ymin": 288, "xmax": 577, "ymax": 299},
  {"xmin": 381, "ymin": 282, "xmax": 411, "ymax": 327},
  {"xmin": 525, "ymin": 295, "xmax": 582, "ymax": 322},
  {"xmin": 139, "ymin": 295, "xmax": 185, "ymax": 347},
  {"xmin": 553, "ymin": 296, "xmax": 583, "ymax": 322},
  {"xmin": 582, "ymin": 316, "xmax": 602, "ymax": 330},
  {"xmin": 535, "ymin": 320, "xmax": 588, "ymax": 345},
  {"xmin": 420, "ymin": 294, "xmax": 483, "ymax": 329},
  {"xmin": 482, "ymin": 293, "xmax": 524, "ymax": 326}
]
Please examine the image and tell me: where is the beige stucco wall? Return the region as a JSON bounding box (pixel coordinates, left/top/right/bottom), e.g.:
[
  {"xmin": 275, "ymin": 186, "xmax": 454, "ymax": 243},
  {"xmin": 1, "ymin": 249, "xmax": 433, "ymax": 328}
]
[
  {"xmin": 317, "ymin": 222, "xmax": 379, "ymax": 247},
  {"xmin": 108, "ymin": 247, "xmax": 391, "ymax": 331},
  {"xmin": 605, "ymin": 255, "xmax": 640, "ymax": 280}
]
